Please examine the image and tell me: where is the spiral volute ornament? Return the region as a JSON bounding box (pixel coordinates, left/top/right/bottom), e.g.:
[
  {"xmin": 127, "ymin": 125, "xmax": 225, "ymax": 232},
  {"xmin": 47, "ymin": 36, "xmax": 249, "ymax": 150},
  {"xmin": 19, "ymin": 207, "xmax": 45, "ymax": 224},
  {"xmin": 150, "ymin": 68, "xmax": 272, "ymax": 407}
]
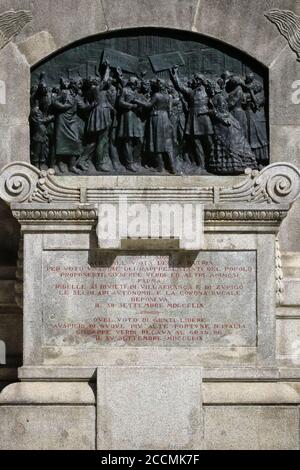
[
  {"xmin": 0, "ymin": 162, "xmax": 40, "ymax": 203},
  {"xmin": 255, "ymin": 163, "xmax": 300, "ymax": 204}
]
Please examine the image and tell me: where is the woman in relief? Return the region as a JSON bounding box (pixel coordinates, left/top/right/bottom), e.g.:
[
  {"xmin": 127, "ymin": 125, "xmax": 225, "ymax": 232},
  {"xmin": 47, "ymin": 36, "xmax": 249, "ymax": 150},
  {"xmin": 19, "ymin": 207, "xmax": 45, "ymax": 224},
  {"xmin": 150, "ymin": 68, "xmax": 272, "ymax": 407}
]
[
  {"xmin": 244, "ymin": 78, "xmax": 269, "ymax": 169},
  {"xmin": 226, "ymin": 76, "xmax": 248, "ymax": 139},
  {"xmin": 208, "ymin": 82, "xmax": 257, "ymax": 175}
]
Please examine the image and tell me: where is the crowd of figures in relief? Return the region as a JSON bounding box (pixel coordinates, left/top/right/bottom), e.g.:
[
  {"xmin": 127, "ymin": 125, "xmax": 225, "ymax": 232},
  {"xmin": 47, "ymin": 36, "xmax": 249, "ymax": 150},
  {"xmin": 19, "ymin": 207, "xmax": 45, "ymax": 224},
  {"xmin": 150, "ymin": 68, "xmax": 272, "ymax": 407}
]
[{"xmin": 30, "ymin": 60, "xmax": 269, "ymax": 176}]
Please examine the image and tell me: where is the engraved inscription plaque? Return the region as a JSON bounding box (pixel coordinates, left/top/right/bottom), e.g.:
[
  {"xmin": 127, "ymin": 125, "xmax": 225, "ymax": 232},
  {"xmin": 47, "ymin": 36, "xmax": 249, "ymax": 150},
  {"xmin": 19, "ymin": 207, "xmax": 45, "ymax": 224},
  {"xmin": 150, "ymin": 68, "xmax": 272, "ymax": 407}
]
[{"xmin": 42, "ymin": 251, "xmax": 257, "ymax": 348}]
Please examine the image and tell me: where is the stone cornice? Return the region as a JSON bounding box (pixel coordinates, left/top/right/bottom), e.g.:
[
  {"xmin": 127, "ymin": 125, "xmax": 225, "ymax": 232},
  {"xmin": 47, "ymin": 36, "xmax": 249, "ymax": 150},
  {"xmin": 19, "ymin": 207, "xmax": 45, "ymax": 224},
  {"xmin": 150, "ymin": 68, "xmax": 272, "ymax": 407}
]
[
  {"xmin": 10, "ymin": 206, "xmax": 288, "ymax": 224},
  {"xmin": 1, "ymin": 162, "xmax": 300, "ymax": 207}
]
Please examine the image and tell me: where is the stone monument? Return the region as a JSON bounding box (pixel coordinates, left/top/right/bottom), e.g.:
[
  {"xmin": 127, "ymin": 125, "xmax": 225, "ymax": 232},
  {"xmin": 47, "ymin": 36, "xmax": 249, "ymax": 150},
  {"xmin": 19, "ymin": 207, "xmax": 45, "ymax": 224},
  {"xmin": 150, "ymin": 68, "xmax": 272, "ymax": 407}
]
[{"xmin": 0, "ymin": 0, "xmax": 300, "ymax": 450}]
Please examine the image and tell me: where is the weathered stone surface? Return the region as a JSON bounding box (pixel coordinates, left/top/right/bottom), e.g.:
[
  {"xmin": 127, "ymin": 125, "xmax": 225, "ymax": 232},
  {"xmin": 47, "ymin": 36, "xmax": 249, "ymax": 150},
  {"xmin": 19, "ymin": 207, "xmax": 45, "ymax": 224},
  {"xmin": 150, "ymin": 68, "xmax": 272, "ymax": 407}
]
[
  {"xmin": 279, "ymin": 199, "xmax": 300, "ymax": 253},
  {"xmin": 271, "ymin": 126, "xmax": 300, "ymax": 251},
  {"xmin": 204, "ymin": 406, "xmax": 299, "ymax": 450},
  {"xmin": 282, "ymin": 279, "xmax": 300, "ymax": 306},
  {"xmin": 281, "ymin": 252, "xmax": 300, "ymax": 277},
  {"xmin": 0, "ymin": 0, "xmax": 107, "ymax": 54},
  {"xmin": 0, "ymin": 382, "xmax": 95, "ymax": 404},
  {"xmin": 101, "ymin": 0, "xmax": 199, "ymax": 31},
  {"xmin": 193, "ymin": 0, "xmax": 299, "ymax": 67},
  {"xmin": 7, "ymin": 212, "xmax": 276, "ymax": 368},
  {"xmin": 17, "ymin": 31, "xmax": 57, "ymax": 66},
  {"xmin": 277, "ymin": 318, "xmax": 300, "ymax": 364},
  {"xmin": 9, "ymin": 123, "xmax": 30, "ymax": 163},
  {"xmin": 0, "ymin": 124, "xmax": 30, "ymax": 166},
  {"xmin": 97, "ymin": 366, "xmax": 203, "ymax": 450},
  {"xmin": 0, "ymin": 405, "xmax": 95, "ymax": 450},
  {"xmin": 0, "ymin": 0, "xmax": 299, "ymax": 452},
  {"xmin": 270, "ymin": 46, "xmax": 300, "ymax": 126},
  {"xmin": 13, "ymin": 364, "xmax": 300, "ymax": 381},
  {"xmin": 203, "ymin": 382, "xmax": 300, "ymax": 404},
  {"xmin": 0, "ymin": 42, "xmax": 29, "ymax": 125},
  {"xmin": 0, "ymin": 42, "xmax": 30, "ymax": 168},
  {"xmin": 42, "ymin": 250, "xmax": 257, "ymax": 349}
]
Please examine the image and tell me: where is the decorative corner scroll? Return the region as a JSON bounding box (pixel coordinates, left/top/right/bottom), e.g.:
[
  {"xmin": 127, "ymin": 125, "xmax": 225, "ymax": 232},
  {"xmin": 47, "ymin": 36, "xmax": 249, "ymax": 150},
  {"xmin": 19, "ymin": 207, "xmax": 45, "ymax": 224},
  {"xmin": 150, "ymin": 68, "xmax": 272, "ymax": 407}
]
[
  {"xmin": 0, "ymin": 162, "xmax": 80, "ymax": 203},
  {"xmin": 265, "ymin": 9, "xmax": 300, "ymax": 61},
  {"xmin": 220, "ymin": 163, "xmax": 300, "ymax": 205},
  {"xmin": 0, "ymin": 10, "xmax": 32, "ymax": 51},
  {"xmin": 0, "ymin": 161, "xmax": 300, "ymax": 206}
]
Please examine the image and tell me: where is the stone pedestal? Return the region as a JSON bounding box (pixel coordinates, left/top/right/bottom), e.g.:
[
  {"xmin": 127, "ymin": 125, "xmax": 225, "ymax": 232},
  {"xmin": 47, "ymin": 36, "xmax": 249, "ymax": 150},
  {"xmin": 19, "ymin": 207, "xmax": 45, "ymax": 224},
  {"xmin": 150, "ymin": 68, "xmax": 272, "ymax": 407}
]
[{"xmin": 0, "ymin": 161, "xmax": 299, "ymax": 449}]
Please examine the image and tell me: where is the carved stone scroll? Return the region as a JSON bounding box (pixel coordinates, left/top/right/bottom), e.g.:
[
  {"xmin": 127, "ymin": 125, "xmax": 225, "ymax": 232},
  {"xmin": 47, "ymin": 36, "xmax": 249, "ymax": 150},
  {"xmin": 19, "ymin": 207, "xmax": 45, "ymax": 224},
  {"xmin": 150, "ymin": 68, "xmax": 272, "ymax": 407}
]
[
  {"xmin": 0, "ymin": 10, "xmax": 32, "ymax": 50},
  {"xmin": 1, "ymin": 162, "xmax": 299, "ymax": 206},
  {"xmin": 265, "ymin": 9, "xmax": 300, "ymax": 61}
]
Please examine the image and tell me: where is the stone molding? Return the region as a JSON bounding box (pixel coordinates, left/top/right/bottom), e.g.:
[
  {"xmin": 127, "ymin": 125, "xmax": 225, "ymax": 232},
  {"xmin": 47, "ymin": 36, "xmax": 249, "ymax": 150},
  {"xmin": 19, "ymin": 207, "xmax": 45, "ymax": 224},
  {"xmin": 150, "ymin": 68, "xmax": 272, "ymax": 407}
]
[
  {"xmin": 275, "ymin": 237, "xmax": 284, "ymax": 306},
  {"xmin": 203, "ymin": 382, "xmax": 300, "ymax": 404},
  {"xmin": 14, "ymin": 237, "xmax": 23, "ymax": 309},
  {"xmin": 12, "ymin": 207, "xmax": 97, "ymax": 222},
  {"xmin": 1, "ymin": 162, "xmax": 300, "ymax": 206},
  {"xmin": 9, "ymin": 206, "xmax": 289, "ymax": 224},
  {"xmin": 0, "ymin": 382, "xmax": 95, "ymax": 405}
]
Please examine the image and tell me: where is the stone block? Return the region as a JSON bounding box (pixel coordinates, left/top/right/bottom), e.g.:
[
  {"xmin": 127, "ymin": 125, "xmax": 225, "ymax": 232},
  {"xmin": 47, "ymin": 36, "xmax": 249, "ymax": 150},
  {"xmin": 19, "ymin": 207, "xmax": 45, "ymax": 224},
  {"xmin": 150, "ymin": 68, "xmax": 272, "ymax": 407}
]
[
  {"xmin": 0, "ymin": 405, "xmax": 95, "ymax": 450},
  {"xmin": 97, "ymin": 366, "xmax": 203, "ymax": 450},
  {"xmin": 204, "ymin": 406, "xmax": 299, "ymax": 450},
  {"xmin": 282, "ymin": 252, "xmax": 300, "ymax": 278},
  {"xmin": 0, "ymin": 382, "xmax": 96, "ymax": 405},
  {"xmin": 279, "ymin": 197, "xmax": 300, "ymax": 252},
  {"xmin": 0, "ymin": 42, "xmax": 30, "ymax": 126},
  {"xmin": 282, "ymin": 279, "xmax": 300, "ymax": 306},
  {"xmin": 203, "ymin": 382, "xmax": 300, "ymax": 404},
  {"xmin": 277, "ymin": 318, "xmax": 300, "ymax": 364}
]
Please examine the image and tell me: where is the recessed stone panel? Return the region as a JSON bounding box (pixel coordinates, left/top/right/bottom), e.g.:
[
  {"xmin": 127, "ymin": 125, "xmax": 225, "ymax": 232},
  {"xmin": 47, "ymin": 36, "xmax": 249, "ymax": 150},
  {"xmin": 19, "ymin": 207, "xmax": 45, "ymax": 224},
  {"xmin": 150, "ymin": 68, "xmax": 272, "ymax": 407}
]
[{"xmin": 42, "ymin": 250, "xmax": 257, "ymax": 349}]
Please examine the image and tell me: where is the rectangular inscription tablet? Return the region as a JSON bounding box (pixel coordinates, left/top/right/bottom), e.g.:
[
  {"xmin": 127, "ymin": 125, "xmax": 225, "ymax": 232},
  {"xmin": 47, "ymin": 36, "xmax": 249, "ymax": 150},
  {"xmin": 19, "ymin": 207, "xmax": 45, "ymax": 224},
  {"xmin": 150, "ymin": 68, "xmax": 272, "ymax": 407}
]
[{"xmin": 42, "ymin": 251, "xmax": 257, "ymax": 348}]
